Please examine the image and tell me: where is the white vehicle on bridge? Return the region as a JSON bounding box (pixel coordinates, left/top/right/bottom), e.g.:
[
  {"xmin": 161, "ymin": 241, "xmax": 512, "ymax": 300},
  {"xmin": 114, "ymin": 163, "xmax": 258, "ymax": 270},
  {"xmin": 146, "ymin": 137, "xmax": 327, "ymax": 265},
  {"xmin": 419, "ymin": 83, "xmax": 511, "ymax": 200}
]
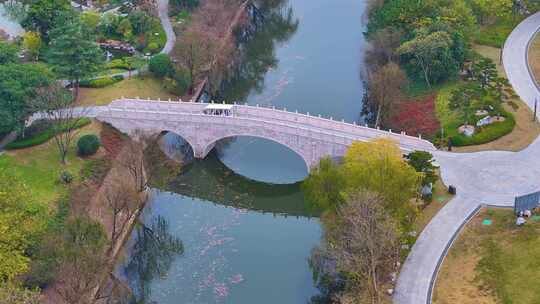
[{"xmin": 203, "ymin": 104, "xmax": 234, "ymax": 116}]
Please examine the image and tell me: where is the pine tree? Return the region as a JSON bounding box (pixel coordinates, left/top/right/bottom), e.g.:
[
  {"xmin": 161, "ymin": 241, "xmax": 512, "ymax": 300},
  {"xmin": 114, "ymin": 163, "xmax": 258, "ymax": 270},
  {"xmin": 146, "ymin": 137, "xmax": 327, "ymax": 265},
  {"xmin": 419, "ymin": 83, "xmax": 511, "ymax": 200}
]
[{"xmin": 46, "ymin": 12, "xmax": 104, "ymax": 98}]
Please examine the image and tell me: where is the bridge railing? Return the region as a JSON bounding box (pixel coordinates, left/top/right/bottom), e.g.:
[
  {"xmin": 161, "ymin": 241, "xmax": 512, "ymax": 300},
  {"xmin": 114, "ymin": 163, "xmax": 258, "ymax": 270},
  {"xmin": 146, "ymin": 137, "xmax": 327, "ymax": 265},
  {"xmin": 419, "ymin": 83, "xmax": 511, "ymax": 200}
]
[{"xmin": 103, "ymin": 99, "xmax": 436, "ymax": 152}]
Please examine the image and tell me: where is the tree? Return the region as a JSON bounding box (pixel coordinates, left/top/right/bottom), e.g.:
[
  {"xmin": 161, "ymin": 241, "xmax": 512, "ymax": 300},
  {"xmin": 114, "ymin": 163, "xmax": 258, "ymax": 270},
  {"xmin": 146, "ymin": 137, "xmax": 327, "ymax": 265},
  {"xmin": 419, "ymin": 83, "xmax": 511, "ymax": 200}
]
[
  {"xmin": 81, "ymin": 10, "xmax": 101, "ymax": 32},
  {"xmin": 52, "ymin": 217, "xmax": 107, "ymax": 304},
  {"xmin": 22, "ymin": 32, "xmax": 41, "ymax": 61},
  {"xmin": 29, "ymin": 84, "xmax": 88, "ymax": 164},
  {"xmin": 46, "ymin": 11, "xmax": 104, "ymax": 98},
  {"xmin": 0, "ymin": 63, "xmax": 53, "ymax": 136},
  {"xmin": 302, "ymin": 157, "xmax": 345, "ymax": 212},
  {"xmin": 0, "ymin": 41, "xmax": 19, "ymax": 64},
  {"xmin": 407, "ymin": 151, "xmax": 436, "ymax": 186},
  {"xmin": 149, "ymin": 54, "xmax": 174, "ymax": 78},
  {"xmin": 119, "ymin": 135, "xmax": 150, "ymax": 193},
  {"xmin": 173, "ymin": 29, "xmax": 216, "ymax": 93},
  {"xmin": 0, "ymin": 171, "xmax": 47, "ymax": 282},
  {"xmin": 342, "ymin": 138, "xmax": 422, "ymax": 230},
  {"xmin": 367, "ymin": 62, "xmax": 407, "ymax": 127},
  {"xmin": 116, "ymin": 18, "xmax": 133, "ymax": 40},
  {"xmin": 24, "ymin": 0, "xmax": 71, "ymax": 39},
  {"xmin": 311, "ymin": 191, "xmax": 399, "ymax": 303},
  {"xmin": 128, "ymin": 10, "xmax": 151, "ymax": 35},
  {"xmin": 104, "ymin": 177, "xmax": 140, "ymax": 247},
  {"xmin": 397, "ymin": 29, "xmax": 453, "ymax": 88},
  {"xmin": 448, "ymin": 83, "xmax": 481, "ymax": 125},
  {"xmin": 366, "ymin": 28, "xmax": 402, "ymax": 68}
]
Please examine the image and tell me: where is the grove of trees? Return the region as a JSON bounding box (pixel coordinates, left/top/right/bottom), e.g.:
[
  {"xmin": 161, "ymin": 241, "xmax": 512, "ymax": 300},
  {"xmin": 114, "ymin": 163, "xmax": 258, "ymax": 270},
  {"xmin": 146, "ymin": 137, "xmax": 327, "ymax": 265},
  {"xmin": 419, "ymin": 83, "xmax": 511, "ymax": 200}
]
[
  {"xmin": 304, "ymin": 139, "xmax": 423, "ymax": 303},
  {"xmin": 363, "ymin": 0, "xmax": 539, "ymax": 129}
]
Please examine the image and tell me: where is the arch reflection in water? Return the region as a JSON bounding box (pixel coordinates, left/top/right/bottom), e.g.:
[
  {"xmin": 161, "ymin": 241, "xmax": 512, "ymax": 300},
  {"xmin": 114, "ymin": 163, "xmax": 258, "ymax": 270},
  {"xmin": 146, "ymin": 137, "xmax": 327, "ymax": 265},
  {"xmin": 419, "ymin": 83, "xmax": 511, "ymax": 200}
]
[
  {"xmin": 214, "ymin": 136, "xmax": 309, "ymax": 184},
  {"xmin": 160, "ymin": 132, "xmax": 309, "ymax": 185}
]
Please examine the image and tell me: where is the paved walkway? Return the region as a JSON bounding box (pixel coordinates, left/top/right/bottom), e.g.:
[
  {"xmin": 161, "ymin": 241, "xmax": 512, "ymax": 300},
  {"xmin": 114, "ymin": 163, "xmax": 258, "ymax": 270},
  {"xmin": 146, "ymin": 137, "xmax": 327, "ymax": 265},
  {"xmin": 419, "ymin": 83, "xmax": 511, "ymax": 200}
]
[{"xmin": 394, "ymin": 11, "xmax": 540, "ymax": 304}]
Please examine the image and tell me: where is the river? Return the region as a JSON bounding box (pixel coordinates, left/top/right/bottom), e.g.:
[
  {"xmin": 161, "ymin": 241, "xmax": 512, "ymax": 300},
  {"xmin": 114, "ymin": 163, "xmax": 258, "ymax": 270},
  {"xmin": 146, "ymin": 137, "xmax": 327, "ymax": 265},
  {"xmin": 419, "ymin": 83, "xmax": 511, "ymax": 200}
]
[{"xmin": 119, "ymin": 0, "xmax": 366, "ymax": 303}]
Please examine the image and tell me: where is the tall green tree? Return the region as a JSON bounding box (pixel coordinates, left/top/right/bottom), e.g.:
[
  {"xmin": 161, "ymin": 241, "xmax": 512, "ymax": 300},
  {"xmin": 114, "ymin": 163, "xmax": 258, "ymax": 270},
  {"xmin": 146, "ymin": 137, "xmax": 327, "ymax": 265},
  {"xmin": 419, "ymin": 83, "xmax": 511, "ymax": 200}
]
[
  {"xmin": 0, "ymin": 63, "xmax": 53, "ymax": 135},
  {"xmin": 46, "ymin": 11, "xmax": 104, "ymax": 98},
  {"xmin": 397, "ymin": 29, "xmax": 453, "ymax": 88},
  {"xmin": 24, "ymin": 0, "xmax": 71, "ymax": 39},
  {"xmin": 302, "ymin": 157, "xmax": 345, "ymax": 212}
]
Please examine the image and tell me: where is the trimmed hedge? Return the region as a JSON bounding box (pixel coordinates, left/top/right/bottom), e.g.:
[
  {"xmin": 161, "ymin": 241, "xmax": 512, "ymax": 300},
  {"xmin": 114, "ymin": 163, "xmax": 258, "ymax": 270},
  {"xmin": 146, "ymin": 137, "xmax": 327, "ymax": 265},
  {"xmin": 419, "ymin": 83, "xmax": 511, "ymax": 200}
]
[
  {"xmin": 77, "ymin": 134, "xmax": 100, "ymax": 156},
  {"xmin": 5, "ymin": 118, "xmax": 92, "ymax": 150},
  {"xmin": 80, "ymin": 76, "xmax": 124, "ymax": 88},
  {"xmin": 450, "ymin": 111, "xmax": 516, "ymax": 146}
]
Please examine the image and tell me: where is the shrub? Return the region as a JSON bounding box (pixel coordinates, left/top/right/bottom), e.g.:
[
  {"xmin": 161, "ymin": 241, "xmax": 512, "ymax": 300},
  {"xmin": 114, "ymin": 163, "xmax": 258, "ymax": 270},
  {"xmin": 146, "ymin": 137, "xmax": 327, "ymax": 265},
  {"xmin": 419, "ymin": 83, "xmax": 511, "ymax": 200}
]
[
  {"xmin": 80, "ymin": 76, "xmax": 123, "ymax": 88},
  {"xmin": 60, "ymin": 171, "xmax": 73, "ymax": 184},
  {"xmin": 112, "ymin": 74, "xmax": 124, "ymax": 81},
  {"xmin": 106, "ymin": 59, "xmax": 130, "ymax": 70},
  {"xmin": 450, "ymin": 112, "xmax": 515, "ymax": 146},
  {"xmin": 149, "ymin": 54, "xmax": 174, "ymax": 78},
  {"xmin": 77, "ymin": 134, "xmax": 100, "ymax": 156},
  {"xmin": 147, "ymin": 42, "xmax": 160, "ymax": 54},
  {"xmin": 6, "ymin": 118, "xmax": 91, "ymax": 150}
]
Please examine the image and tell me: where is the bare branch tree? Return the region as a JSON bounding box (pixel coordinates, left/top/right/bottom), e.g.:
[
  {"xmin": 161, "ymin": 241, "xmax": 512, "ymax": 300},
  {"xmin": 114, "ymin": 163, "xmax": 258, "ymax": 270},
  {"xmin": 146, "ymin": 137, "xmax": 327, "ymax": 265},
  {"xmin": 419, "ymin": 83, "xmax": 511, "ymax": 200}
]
[
  {"xmin": 29, "ymin": 83, "xmax": 89, "ymax": 164},
  {"xmin": 312, "ymin": 191, "xmax": 399, "ymax": 303},
  {"xmin": 173, "ymin": 29, "xmax": 216, "ymax": 94},
  {"xmin": 104, "ymin": 177, "xmax": 140, "ymax": 247},
  {"xmin": 118, "ymin": 130, "xmax": 159, "ymax": 193},
  {"xmin": 367, "ymin": 62, "xmax": 407, "ymax": 128}
]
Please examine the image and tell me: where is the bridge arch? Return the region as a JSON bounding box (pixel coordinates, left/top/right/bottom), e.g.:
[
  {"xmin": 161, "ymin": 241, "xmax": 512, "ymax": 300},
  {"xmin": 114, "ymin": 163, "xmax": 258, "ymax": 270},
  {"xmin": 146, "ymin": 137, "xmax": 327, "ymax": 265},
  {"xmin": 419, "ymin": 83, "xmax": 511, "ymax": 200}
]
[{"xmin": 201, "ymin": 133, "xmax": 311, "ymax": 174}]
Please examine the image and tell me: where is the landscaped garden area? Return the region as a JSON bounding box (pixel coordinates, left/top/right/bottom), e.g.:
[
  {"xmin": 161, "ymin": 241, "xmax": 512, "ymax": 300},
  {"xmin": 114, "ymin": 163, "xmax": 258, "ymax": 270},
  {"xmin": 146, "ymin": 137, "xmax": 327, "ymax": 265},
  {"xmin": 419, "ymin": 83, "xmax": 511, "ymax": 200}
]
[
  {"xmin": 365, "ymin": 0, "xmax": 540, "ymax": 151},
  {"xmin": 434, "ymin": 208, "xmax": 540, "ymax": 304}
]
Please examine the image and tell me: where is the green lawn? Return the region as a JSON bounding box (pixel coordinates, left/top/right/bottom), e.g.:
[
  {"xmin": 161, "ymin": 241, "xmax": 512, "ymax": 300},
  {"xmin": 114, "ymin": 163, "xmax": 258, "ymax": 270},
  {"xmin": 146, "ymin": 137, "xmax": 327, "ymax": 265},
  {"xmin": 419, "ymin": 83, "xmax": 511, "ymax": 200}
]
[
  {"xmin": 0, "ymin": 122, "xmax": 101, "ymax": 205},
  {"xmin": 435, "ymin": 209, "xmax": 540, "ymax": 303},
  {"xmin": 475, "ymin": 17, "xmax": 522, "ymax": 48},
  {"xmin": 77, "ymin": 76, "xmax": 177, "ymax": 106}
]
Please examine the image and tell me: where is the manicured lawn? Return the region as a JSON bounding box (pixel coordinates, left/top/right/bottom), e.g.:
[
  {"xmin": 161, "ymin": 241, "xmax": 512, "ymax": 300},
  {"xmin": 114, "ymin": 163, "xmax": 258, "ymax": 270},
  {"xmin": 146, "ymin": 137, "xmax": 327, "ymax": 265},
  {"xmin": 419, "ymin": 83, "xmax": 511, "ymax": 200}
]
[
  {"xmin": 0, "ymin": 121, "xmax": 102, "ymax": 205},
  {"xmin": 76, "ymin": 76, "xmax": 178, "ymax": 106},
  {"xmin": 434, "ymin": 208, "xmax": 540, "ymax": 304}
]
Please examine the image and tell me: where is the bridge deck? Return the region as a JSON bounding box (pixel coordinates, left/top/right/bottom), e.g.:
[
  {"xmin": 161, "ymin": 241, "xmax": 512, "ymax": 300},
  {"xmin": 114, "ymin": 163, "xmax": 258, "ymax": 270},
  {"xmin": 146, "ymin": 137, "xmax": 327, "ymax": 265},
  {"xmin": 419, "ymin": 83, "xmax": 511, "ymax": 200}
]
[{"xmin": 105, "ymin": 99, "xmax": 437, "ymax": 153}]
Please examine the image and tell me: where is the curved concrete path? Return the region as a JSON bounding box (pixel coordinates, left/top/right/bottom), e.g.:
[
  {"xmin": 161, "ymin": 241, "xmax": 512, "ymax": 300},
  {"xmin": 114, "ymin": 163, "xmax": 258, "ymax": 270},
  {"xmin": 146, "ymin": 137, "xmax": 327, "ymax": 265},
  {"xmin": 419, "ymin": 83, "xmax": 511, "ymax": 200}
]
[{"xmin": 394, "ymin": 11, "xmax": 540, "ymax": 304}]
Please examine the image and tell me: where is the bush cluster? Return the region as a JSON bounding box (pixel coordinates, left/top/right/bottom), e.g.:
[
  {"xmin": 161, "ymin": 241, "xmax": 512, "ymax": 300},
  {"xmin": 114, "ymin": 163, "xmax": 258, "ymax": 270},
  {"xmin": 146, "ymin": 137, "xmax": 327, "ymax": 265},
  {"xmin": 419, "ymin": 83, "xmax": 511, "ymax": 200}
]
[
  {"xmin": 80, "ymin": 75, "xmax": 124, "ymax": 88},
  {"xmin": 77, "ymin": 134, "xmax": 101, "ymax": 156}
]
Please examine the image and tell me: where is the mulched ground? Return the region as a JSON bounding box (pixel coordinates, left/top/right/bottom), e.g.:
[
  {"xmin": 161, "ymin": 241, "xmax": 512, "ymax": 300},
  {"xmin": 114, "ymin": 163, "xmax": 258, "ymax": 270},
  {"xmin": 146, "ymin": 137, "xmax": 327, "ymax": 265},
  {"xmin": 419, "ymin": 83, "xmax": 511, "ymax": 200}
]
[
  {"xmin": 100, "ymin": 124, "xmax": 127, "ymax": 159},
  {"xmin": 389, "ymin": 95, "xmax": 441, "ymax": 139}
]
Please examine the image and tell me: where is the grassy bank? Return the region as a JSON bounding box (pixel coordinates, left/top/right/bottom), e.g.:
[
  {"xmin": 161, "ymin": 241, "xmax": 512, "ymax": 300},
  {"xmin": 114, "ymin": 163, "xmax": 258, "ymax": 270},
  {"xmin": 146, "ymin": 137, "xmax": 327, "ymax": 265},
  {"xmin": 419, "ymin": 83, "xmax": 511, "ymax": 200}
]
[
  {"xmin": 434, "ymin": 208, "xmax": 540, "ymax": 304},
  {"xmin": 77, "ymin": 75, "xmax": 178, "ymax": 106},
  {"xmin": 0, "ymin": 121, "xmax": 102, "ymax": 204}
]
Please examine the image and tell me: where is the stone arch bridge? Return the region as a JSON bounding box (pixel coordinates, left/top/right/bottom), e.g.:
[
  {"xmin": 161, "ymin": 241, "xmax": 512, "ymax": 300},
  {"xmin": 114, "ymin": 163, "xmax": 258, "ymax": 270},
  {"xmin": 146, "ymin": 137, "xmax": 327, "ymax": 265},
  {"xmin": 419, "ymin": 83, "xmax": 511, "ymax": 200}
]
[{"xmin": 96, "ymin": 99, "xmax": 436, "ymax": 170}]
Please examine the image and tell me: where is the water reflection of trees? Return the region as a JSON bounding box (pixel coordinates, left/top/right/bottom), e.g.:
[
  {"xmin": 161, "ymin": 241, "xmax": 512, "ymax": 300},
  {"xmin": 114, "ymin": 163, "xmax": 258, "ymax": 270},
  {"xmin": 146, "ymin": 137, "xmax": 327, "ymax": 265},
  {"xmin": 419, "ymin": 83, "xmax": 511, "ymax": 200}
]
[
  {"xmin": 219, "ymin": 0, "xmax": 299, "ymax": 102},
  {"xmin": 125, "ymin": 216, "xmax": 184, "ymax": 303}
]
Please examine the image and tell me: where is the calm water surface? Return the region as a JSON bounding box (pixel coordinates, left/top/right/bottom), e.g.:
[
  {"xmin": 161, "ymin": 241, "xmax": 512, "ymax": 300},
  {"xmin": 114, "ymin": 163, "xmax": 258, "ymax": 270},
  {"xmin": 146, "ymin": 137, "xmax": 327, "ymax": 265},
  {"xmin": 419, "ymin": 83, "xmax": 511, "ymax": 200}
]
[{"xmin": 121, "ymin": 0, "xmax": 366, "ymax": 303}]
